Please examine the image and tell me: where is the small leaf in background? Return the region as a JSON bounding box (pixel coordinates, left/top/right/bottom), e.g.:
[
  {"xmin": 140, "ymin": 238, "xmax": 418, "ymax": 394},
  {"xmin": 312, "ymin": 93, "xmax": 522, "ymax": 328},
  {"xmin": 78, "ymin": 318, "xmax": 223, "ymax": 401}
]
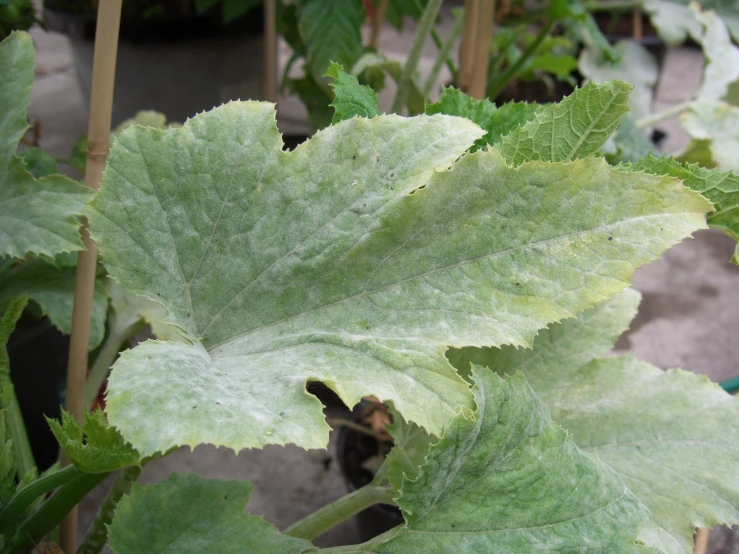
[
  {"xmin": 365, "ymin": 369, "xmax": 648, "ymax": 552},
  {"xmin": 602, "ymin": 116, "xmax": 658, "ymax": 164},
  {"xmin": 46, "ymin": 409, "xmax": 139, "ymax": 473},
  {"xmin": 693, "ymin": 6, "xmax": 739, "ymax": 102},
  {"xmin": 352, "ymin": 53, "xmax": 425, "ymax": 115},
  {"xmin": 643, "ymin": 0, "xmax": 739, "ymax": 44},
  {"xmin": 108, "ymin": 473, "xmax": 314, "ymax": 554},
  {"xmin": 18, "ymin": 147, "xmax": 57, "ymax": 179},
  {"xmin": 382, "ymin": 406, "xmax": 433, "ymax": 492},
  {"xmin": 681, "ymin": 99, "xmax": 739, "ymax": 172},
  {"xmin": 451, "ymin": 290, "xmax": 739, "ymax": 553},
  {"xmin": 629, "ymin": 155, "xmax": 739, "ymax": 263},
  {"xmin": 325, "ymin": 62, "xmax": 380, "ymax": 124},
  {"xmin": 497, "ymin": 80, "xmax": 632, "ymax": 164},
  {"xmin": 0, "ymin": 259, "xmax": 108, "ymax": 350},
  {"xmin": 0, "ymin": 32, "xmax": 93, "ymax": 260},
  {"xmin": 424, "ymin": 87, "xmax": 541, "ymax": 151},
  {"xmin": 298, "ymin": 0, "xmax": 364, "ymax": 83},
  {"xmin": 578, "ymin": 40, "xmax": 657, "ymax": 122}
]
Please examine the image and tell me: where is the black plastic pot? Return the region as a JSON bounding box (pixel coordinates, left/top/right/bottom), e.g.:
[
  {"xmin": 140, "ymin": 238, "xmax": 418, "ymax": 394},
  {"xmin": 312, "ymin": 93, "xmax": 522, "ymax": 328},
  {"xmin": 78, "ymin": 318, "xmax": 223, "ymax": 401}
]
[
  {"xmin": 8, "ymin": 314, "xmax": 69, "ymax": 472},
  {"xmin": 43, "ymin": 7, "xmax": 266, "ymax": 127},
  {"xmin": 336, "ymin": 407, "xmax": 403, "ymax": 543}
]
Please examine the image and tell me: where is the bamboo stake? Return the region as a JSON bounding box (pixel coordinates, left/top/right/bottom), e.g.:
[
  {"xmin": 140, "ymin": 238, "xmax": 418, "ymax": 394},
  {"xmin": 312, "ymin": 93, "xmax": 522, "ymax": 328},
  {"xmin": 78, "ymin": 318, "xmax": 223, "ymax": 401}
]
[
  {"xmin": 59, "ymin": 0, "xmax": 121, "ymax": 552},
  {"xmin": 264, "ymin": 0, "xmax": 277, "ymax": 102},
  {"xmin": 370, "ymin": 0, "xmax": 390, "ymax": 49},
  {"xmin": 469, "ymin": 0, "xmax": 496, "ymax": 99},
  {"xmin": 632, "ymin": 6, "xmax": 643, "ymax": 40},
  {"xmin": 694, "ymin": 528, "xmax": 710, "ymax": 554},
  {"xmin": 458, "ymin": 0, "xmax": 480, "ymax": 92}
]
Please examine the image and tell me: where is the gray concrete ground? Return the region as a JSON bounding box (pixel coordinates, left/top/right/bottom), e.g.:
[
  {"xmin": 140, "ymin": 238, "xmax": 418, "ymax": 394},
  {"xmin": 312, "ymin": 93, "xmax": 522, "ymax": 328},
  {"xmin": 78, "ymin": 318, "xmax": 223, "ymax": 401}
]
[{"xmin": 22, "ymin": 11, "xmax": 739, "ymax": 553}]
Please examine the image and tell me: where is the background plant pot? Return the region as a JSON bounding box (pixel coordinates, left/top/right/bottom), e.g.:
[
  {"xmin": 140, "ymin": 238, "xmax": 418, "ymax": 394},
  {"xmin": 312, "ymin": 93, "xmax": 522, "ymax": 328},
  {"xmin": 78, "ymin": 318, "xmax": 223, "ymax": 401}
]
[
  {"xmin": 8, "ymin": 314, "xmax": 69, "ymax": 472},
  {"xmin": 336, "ymin": 407, "xmax": 403, "ymax": 543},
  {"xmin": 43, "ymin": 8, "xmax": 266, "ymax": 126}
]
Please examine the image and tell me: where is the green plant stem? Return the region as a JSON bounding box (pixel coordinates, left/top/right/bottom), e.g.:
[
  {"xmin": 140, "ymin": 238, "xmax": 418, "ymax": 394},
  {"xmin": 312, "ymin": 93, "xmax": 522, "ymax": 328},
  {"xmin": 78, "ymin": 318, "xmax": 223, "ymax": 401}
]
[
  {"xmin": 0, "ymin": 465, "xmax": 83, "ymax": 527},
  {"xmin": 85, "ymin": 319, "xmax": 147, "ymax": 410},
  {"xmin": 9, "ymin": 471, "xmax": 109, "ymax": 552},
  {"xmin": 636, "ymin": 101, "xmax": 693, "ymax": 128},
  {"xmin": 77, "ymin": 465, "xmax": 142, "ymax": 554},
  {"xmin": 391, "ymin": 0, "xmax": 443, "ymax": 113},
  {"xmin": 488, "ymin": 19, "xmax": 555, "ymax": 100},
  {"xmin": 5, "ymin": 387, "xmax": 37, "ymax": 482},
  {"xmin": 423, "ymin": 10, "xmax": 464, "ymax": 95},
  {"xmin": 416, "ymin": 0, "xmax": 457, "ymax": 82},
  {"xmin": 326, "ymin": 417, "xmax": 377, "ymax": 437},
  {"xmin": 582, "ymin": 0, "xmax": 642, "ymax": 11},
  {"xmin": 284, "ymin": 484, "xmax": 396, "ymax": 540}
]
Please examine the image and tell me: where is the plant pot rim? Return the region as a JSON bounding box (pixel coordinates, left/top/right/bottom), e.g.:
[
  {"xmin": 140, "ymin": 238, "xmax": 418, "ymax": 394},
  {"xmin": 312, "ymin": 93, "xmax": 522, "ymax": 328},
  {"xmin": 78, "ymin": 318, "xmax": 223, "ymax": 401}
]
[{"xmin": 43, "ymin": 6, "xmax": 264, "ymax": 43}]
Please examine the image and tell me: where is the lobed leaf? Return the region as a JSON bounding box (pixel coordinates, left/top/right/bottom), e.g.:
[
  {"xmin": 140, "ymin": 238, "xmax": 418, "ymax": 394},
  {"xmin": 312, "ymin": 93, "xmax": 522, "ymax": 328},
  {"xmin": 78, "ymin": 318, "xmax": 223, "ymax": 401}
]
[
  {"xmin": 46, "ymin": 409, "xmax": 139, "ymax": 474},
  {"xmin": 0, "ymin": 32, "xmax": 92, "ymax": 260},
  {"xmin": 451, "ymin": 291, "xmax": 739, "ymax": 553},
  {"xmin": 629, "ymin": 155, "xmax": 739, "ymax": 263},
  {"xmin": 108, "ymin": 473, "xmax": 314, "ymax": 554},
  {"xmin": 326, "ymin": 63, "xmax": 380, "ymax": 124},
  {"xmin": 497, "ymin": 80, "xmax": 632, "ymax": 165},
  {"xmin": 91, "ymin": 102, "xmax": 710, "ymax": 457},
  {"xmin": 355, "ymin": 369, "xmax": 649, "ymax": 553}
]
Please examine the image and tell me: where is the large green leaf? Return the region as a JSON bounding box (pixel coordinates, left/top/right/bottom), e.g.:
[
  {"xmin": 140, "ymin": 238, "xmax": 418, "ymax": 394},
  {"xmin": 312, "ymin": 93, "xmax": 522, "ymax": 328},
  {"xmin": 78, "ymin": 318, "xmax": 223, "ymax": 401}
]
[
  {"xmin": 629, "ymin": 155, "xmax": 739, "ymax": 263},
  {"xmin": 681, "ymin": 100, "xmax": 739, "ymax": 172},
  {"xmin": 423, "ymin": 87, "xmax": 541, "ymax": 152},
  {"xmin": 352, "ymin": 369, "xmax": 649, "ymax": 553},
  {"xmin": 497, "ymin": 81, "xmax": 632, "ymax": 164},
  {"xmin": 0, "ymin": 32, "xmax": 92, "ymax": 260},
  {"xmin": 108, "ymin": 472, "xmax": 314, "ymax": 554},
  {"xmin": 450, "ymin": 291, "xmax": 739, "ymax": 553},
  {"xmin": 578, "ymin": 41, "xmax": 657, "ymax": 122},
  {"xmin": 47, "ymin": 409, "xmax": 139, "ymax": 473},
  {"xmin": 0, "ymin": 259, "xmax": 107, "ymax": 349},
  {"xmin": 298, "ymin": 0, "xmax": 364, "ymax": 83},
  {"xmin": 91, "ymin": 102, "xmax": 710, "ymax": 457}
]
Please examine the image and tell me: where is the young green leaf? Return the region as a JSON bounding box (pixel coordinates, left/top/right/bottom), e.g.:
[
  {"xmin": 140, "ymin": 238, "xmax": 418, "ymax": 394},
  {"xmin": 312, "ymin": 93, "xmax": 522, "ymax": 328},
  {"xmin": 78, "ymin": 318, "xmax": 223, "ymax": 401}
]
[
  {"xmin": 18, "ymin": 147, "xmax": 58, "ymax": 179},
  {"xmin": 628, "ymin": 155, "xmax": 739, "ymax": 263},
  {"xmin": 108, "ymin": 473, "xmax": 315, "ymax": 554},
  {"xmin": 382, "ymin": 407, "xmax": 433, "ymax": 492},
  {"xmin": 452, "ymin": 291, "xmax": 739, "ymax": 553},
  {"xmin": 298, "ymin": 0, "xmax": 364, "ymax": 83},
  {"xmin": 91, "ymin": 102, "xmax": 710, "ymax": 457},
  {"xmin": 0, "ymin": 32, "xmax": 92, "ymax": 259},
  {"xmin": 46, "ymin": 409, "xmax": 139, "ymax": 474},
  {"xmin": 0, "ymin": 260, "xmax": 108, "ymax": 349},
  {"xmin": 497, "ymin": 80, "xmax": 632, "ymax": 165},
  {"xmin": 325, "ymin": 63, "xmax": 380, "ymax": 124},
  {"xmin": 681, "ymin": 99, "xmax": 739, "ymax": 172},
  {"xmin": 423, "ymin": 87, "xmax": 541, "ymax": 152},
  {"xmin": 357, "ymin": 369, "xmax": 649, "ymax": 553}
]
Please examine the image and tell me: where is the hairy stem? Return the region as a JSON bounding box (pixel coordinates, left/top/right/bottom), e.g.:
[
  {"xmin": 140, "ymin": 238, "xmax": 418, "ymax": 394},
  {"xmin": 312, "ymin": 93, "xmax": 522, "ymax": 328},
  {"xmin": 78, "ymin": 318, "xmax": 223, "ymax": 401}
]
[
  {"xmin": 85, "ymin": 319, "xmax": 147, "ymax": 410},
  {"xmin": 636, "ymin": 101, "xmax": 693, "ymax": 128},
  {"xmin": 284, "ymin": 484, "xmax": 396, "ymax": 540},
  {"xmin": 488, "ymin": 19, "xmax": 555, "ymax": 100},
  {"xmin": 0, "ymin": 465, "xmax": 83, "ymax": 527},
  {"xmin": 391, "ymin": 0, "xmax": 443, "ymax": 113},
  {"xmin": 77, "ymin": 465, "xmax": 142, "ymax": 554},
  {"xmin": 424, "ymin": 11, "xmax": 464, "ymax": 95}
]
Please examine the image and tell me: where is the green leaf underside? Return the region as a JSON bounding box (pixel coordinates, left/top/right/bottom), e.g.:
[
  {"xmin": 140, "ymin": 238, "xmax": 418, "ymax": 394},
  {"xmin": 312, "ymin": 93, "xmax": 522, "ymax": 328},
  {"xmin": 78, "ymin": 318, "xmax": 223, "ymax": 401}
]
[
  {"xmin": 357, "ymin": 369, "xmax": 648, "ymax": 553},
  {"xmin": 47, "ymin": 410, "xmax": 139, "ymax": 473},
  {"xmin": 497, "ymin": 81, "xmax": 633, "ymax": 165},
  {"xmin": 92, "ymin": 102, "xmax": 710, "ymax": 457},
  {"xmin": 629, "ymin": 155, "xmax": 739, "ymax": 263},
  {"xmin": 0, "ymin": 259, "xmax": 107, "ymax": 349},
  {"xmin": 326, "ymin": 63, "xmax": 380, "ymax": 124},
  {"xmin": 298, "ymin": 0, "xmax": 364, "ymax": 83},
  {"xmin": 423, "ymin": 87, "xmax": 541, "ymax": 152},
  {"xmin": 450, "ymin": 291, "xmax": 739, "ymax": 553},
  {"xmin": 0, "ymin": 32, "xmax": 92, "ymax": 260},
  {"xmin": 108, "ymin": 473, "xmax": 314, "ymax": 554}
]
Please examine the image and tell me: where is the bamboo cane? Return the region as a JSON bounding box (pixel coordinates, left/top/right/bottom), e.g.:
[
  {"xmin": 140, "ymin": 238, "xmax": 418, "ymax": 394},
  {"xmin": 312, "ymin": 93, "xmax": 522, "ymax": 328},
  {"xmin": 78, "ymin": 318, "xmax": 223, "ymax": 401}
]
[
  {"xmin": 694, "ymin": 528, "xmax": 710, "ymax": 554},
  {"xmin": 632, "ymin": 6, "xmax": 643, "ymax": 40},
  {"xmin": 370, "ymin": 0, "xmax": 390, "ymax": 49},
  {"xmin": 59, "ymin": 0, "xmax": 122, "ymax": 551},
  {"xmin": 469, "ymin": 0, "xmax": 496, "ymax": 99},
  {"xmin": 264, "ymin": 0, "xmax": 277, "ymax": 102},
  {"xmin": 458, "ymin": 0, "xmax": 480, "ymax": 92}
]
